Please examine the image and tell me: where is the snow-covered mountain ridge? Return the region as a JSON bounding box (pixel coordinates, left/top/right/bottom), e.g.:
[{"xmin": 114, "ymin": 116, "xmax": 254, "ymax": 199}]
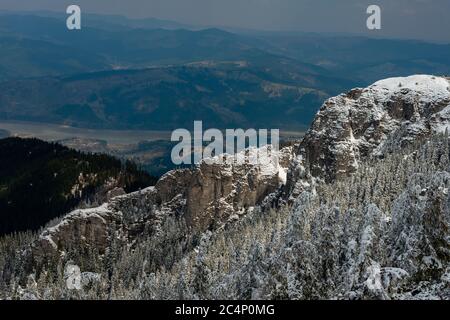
[
  {"xmin": 33, "ymin": 145, "xmax": 294, "ymax": 257},
  {"xmin": 3, "ymin": 75, "xmax": 449, "ymax": 300},
  {"xmin": 33, "ymin": 75, "xmax": 450, "ymax": 267},
  {"xmin": 286, "ymin": 75, "xmax": 450, "ymax": 197}
]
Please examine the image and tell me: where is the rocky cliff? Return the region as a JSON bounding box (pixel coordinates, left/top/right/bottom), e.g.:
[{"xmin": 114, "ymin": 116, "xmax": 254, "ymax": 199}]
[
  {"xmin": 34, "ymin": 145, "xmax": 293, "ymax": 257},
  {"xmin": 286, "ymin": 75, "xmax": 450, "ymax": 197}
]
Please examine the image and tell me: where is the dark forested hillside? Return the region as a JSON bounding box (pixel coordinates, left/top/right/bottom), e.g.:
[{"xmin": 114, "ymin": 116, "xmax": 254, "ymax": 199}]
[
  {"xmin": 0, "ymin": 62, "xmax": 341, "ymax": 130},
  {"xmin": 0, "ymin": 137, "xmax": 156, "ymax": 236}
]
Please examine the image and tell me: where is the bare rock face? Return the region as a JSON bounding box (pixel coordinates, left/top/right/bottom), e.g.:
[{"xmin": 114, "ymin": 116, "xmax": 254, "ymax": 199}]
[
  {"xmin": 35, "ymin": 205, "xmax": 120, "ymax": 257},
  {"xmin": 286, "ymin": 75, "xmax": 450, "ymax": 196},
  {"xmin": 185, "ymin": 146, "xmax": 293, "ymax": 231},
  {"xmin": 34, "ymin": 146, "xmax": 293, "ymax": 256}
]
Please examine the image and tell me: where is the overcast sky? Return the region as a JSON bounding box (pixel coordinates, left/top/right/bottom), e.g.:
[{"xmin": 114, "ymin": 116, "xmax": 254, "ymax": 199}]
[{"xmin": 1, "ymin": 0, "xmax": 449, "ymax": 43}]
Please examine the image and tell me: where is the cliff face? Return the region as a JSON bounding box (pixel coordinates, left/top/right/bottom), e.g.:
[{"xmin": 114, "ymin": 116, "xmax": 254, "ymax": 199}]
[
  {"xmin": 184, "ymin": 146, "xmax": 293, "ymax": 231},
  {"xmin": 34, "ymin": 146, "xmax": 293, "ymax": 256},
  {"xmin": 286, "ymin": 75, "xmax": 450, "ymax": 197}
]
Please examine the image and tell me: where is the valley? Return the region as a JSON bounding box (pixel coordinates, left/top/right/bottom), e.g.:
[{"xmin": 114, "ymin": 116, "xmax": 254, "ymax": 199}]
[
  {"xmin": 0, "ymin": 120, "xmax": 172, "ymax": 145},
  {"xmin": 0, "ymin": 120, "xmax": 304, "ymax": 176}
]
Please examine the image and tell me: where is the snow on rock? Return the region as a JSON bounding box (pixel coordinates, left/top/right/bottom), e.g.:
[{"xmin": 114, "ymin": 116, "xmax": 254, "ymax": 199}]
[
  {"xmin": 35, "ymin": 204, "xmax": 118, "ymax": 256},
  {"xmin": 286, "ymin": 75, "xmax": 450, "ymax": 195},
  {"xmin": 185, "ymin": 145, "xmax": 293, "ymax": 231},
  {"xmin": 34, "ymin": 144, "xmax": 294, "ymax": 256},
  {"xmin": 371, "ymin": 75, "xmax": 450, "ymax": 103}
]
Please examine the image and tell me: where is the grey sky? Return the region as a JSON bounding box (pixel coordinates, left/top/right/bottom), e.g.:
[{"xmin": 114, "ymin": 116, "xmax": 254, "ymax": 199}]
[{"xmin": 0, "ymin": 0, "xmax": 449, "ymax": 43}]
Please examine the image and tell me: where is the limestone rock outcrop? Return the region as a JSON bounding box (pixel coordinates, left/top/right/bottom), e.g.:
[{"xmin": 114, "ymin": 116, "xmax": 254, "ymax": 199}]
[
  {"xmin": 286, "ymin": 75, "xmax": 450, "ymax": 197},
  {"xmin": 35, "ymin": 146, "xmax": 293, "ymax": 255}
]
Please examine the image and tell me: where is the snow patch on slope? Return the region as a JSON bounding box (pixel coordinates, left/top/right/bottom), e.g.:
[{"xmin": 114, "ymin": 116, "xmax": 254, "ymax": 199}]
[
  {"xmin": 201, "ymin": 145, "xmax": 291, "ymax": 185},
  {"xmin": 371, "ymin": 75, "xmax": 450, "ymax": 103},
  {"xmin": 289, "ymin": 75, "xmax": 450, "ymax": 185}
]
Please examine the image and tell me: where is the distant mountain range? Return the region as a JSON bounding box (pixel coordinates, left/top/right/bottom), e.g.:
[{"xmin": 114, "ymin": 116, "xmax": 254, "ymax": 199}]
[
  {"xmin": 1, "ymin": 12, "xmax": 449, "ymax": 81},
  {"xmin": 4, "ymin": 10, "xmax": 197, "ymax": 31},
  {"xmin": 0, "ymin": 59, "xmax": 349, "ymax": 130},
  {"xmin": 0, "ymin": 13, "xmax": 269, "ymax": 79},
  {"xmin": 0, "ymin": 13, "xmax": 449, "ymax": 130}
]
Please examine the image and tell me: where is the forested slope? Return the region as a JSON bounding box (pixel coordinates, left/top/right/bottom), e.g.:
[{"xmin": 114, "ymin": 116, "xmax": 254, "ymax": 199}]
[{"xmin": 0, "ymin": 137, "xmax": 156, "ymax": 235}]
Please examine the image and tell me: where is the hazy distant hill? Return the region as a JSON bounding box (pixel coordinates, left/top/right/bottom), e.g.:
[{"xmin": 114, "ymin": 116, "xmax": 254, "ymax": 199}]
[
  {"xmin": 257, "ymin": 33, "xmax": 450, "ymax": 84},
  {"xmin": 0, "ymin": 14, "xmax": 269, "ymax": 79},
  {"xmin": 1, "ymin": 13, "xmax": 450, "ymax": 130},
  {"xmin": 0, "ymin": 60, "xmax": 351, "ymax": 130},
  {"xmin": 1, "ymin": 13, "xmax": 450, "ymax": 85},
  {"xmin": 27, "ymin": 10, "xmax": 197, "ymax": 31}
]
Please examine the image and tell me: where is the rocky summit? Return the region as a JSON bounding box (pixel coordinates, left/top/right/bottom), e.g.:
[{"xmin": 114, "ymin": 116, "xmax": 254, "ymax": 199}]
[{"xmin": 286, "ymin": 75, "xmax": 450, "ymax": 196}]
